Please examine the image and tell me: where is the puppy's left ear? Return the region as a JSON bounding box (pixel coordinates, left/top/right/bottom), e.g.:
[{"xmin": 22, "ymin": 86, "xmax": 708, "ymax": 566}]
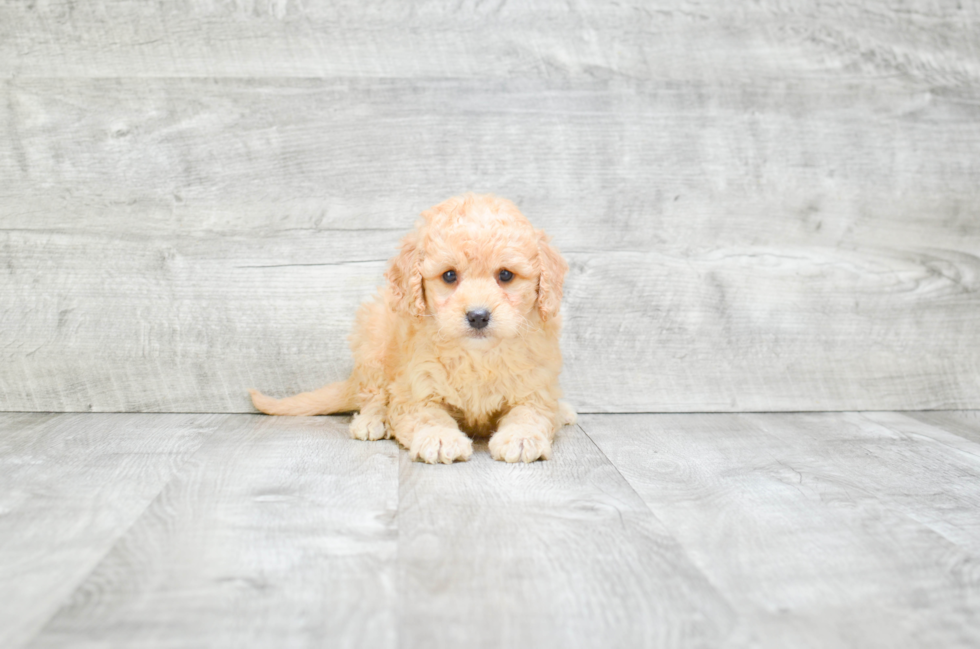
[
  {"xmin": 536, "ymin": 230, "xmax": 568, "ymax": 321},
  {"xmin": 385, "ymin": 231, "xmax": 426, "ymax": 318}
]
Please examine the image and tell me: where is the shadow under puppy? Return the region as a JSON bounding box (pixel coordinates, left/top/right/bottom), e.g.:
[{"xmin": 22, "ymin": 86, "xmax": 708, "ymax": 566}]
[{"xmin": 250, "ymin": 193, "xmax": 576, "ymax": 464}]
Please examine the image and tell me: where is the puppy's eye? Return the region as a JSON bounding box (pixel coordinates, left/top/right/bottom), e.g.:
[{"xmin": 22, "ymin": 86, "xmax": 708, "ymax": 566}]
[
  {"xmin": 498, "ymin": 269, "xmax": 514, "ymax": 283},
  {"xmin": 442, "ymin": 270, "xmax": 457, "ymax": 284}
]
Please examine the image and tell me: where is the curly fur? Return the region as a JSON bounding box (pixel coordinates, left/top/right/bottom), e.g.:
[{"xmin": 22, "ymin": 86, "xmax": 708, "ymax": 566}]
[{"xmin": 249, "ymin": 193, "xmax": 575, "ymax": 463}]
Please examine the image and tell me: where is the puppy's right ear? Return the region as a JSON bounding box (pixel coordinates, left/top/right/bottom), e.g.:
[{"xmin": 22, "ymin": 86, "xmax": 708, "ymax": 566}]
[
  {"xmin": 385, "ymin": 231, "xmax": 425, "ymax": 317},
  {"xmin": 536, "ymin": 230, "xmax": 568, "ymax": 322}
]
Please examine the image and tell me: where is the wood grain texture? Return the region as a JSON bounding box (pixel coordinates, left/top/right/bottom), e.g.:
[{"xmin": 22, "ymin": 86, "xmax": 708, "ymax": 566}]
[
  {"xmin": 396, "ymin": 425, "xmax": 735, "ymax": 649},
  {"xmin": 752, "ymin": 411, "xmax": 980, "ymax": 555},
  {"xmin": 2, "ymin": 1, "xmax": 978, "ymax": 81},
  {"xmin": 3, "ymin": 2, "xmax": 980, "ymax": 412},
  {"xmin": 5, "ymin": 78, "xmax": 980, "ymax": 246},
  {"xmin": 2, "ymin": 76, "xmax": 979, "ymax": 412},
  {"xmin": 906, "ymin": 411, "xmax": 980, "ymax": 446},
  {"xmin": 25, "ymin": 414, "xmax": 399, "ymax": 649},
  {"xmin": 2, "ymin": 228, "xmax": 978, "ymax": 412},
  {"xmin": 0, "ymin": 412, "xmax": 225, "ymax": 649},
  {"xmin": 582, "ymin": 413, "xmax": 980, "ymax": 648},
  {"xmin": 4, "ymin": 411, "xmax": 980, "ymax": 647}
]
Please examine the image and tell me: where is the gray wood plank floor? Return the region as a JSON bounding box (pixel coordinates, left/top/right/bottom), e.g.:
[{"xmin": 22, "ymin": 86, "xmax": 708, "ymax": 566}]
[{"xmin": 3, "ymin": 412, "xmax": 980, "ymax": 648}]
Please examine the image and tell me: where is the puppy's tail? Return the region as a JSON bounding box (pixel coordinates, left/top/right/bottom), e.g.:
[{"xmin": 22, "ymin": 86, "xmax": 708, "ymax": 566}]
[{"xmin": 249, "ymin": 380, "xmax": 355, "ymax": 416}]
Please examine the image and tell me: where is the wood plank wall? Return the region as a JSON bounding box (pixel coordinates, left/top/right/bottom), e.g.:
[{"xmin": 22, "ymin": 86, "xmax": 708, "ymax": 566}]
[{"xmin": 2, "ymin": 1, "xmax": 979, "ymax": 413}]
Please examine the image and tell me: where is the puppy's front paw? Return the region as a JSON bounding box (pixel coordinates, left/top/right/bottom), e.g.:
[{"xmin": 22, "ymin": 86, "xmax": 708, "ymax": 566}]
[
  {"xmin": 558, "ymin": 400, "xmax": 577, "ymax": 426},
  {"xmin": 349, "ymin": 412, "xmax": 389, "ymax": 441},
  {"xmin": 410, "ymin": 427, "xmax": 473, "ymax": 464},
  {"xmin": 489, "ymin": 429, "xmax": 552, "ymax": 463}
]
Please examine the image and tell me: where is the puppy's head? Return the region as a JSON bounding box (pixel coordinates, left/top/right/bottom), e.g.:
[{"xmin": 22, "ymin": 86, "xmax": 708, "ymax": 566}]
[{"xmin": 385, "ymin": 193, "xmax": 567, "ymax": 345}]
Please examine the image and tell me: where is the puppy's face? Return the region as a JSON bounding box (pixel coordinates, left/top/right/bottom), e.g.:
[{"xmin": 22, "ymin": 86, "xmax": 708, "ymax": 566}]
[
  {"xmin": 386, "ymin": 194, "xmax": 568, "ymax": 347},
  {"xmin": 421, "ymin": 218, "xmax": 539, "ymax": 345}
]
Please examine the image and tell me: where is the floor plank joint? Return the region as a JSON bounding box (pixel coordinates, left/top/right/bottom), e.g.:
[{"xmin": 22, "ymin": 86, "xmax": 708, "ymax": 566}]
[{"xmin": 2, "ymin": 411, "xmax": 978, "ymax": 648}]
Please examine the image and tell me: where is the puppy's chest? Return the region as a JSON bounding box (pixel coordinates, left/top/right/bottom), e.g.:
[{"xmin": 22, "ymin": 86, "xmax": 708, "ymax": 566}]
[{"xmin": 436, "ymin": 350, "xmax": 529, "ymax": 418}]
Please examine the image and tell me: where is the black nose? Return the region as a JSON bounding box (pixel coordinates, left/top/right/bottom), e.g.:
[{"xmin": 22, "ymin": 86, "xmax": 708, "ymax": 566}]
[{"xmin": 466, "ymin": 309, "xmax": 491, "ymax": 330}]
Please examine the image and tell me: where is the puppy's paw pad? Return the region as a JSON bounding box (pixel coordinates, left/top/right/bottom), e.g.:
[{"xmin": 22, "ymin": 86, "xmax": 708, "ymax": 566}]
[
  {"xmin": 349, "ymin": 413, "xmax": 389, "ymax": 441},
  {"xmin": 489, "ymin": 431, "xmax": 552, "ymax": 463},
  {"xmin": 410, "ymin": 428, "xmax": 473, "ymax": 464}
]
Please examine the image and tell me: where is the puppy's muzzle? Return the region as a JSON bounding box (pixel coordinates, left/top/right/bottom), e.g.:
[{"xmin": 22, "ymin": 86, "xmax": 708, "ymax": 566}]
[{"xmin": 466, "ymin": 309, "xmax": 491, "ymax": 330}]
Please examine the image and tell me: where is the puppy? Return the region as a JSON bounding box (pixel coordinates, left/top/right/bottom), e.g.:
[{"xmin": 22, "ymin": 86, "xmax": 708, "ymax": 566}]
[{"xmin": 249, "ymin": 193, "xmax": 575, "ymax": 463}]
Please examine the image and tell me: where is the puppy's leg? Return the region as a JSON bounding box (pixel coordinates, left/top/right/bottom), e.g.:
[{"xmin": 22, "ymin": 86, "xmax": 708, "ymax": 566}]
[
  {"xmin": 346, "ymin": 297, "xmax": 393, "ymax": 441},
  {"xmin": 390, "ymin": 406, "xmax": 473, "ymax": 465},
  {"xmin": 349, "ymin": 394, "xmax": 390, "ymax": 441},
  {"xmin": 558, "ymin": 400, "xmax": 578, "ymax": 426},
  {"xmin": 489, "ymin": 403, "xmax": 559, "ymax": 463}
]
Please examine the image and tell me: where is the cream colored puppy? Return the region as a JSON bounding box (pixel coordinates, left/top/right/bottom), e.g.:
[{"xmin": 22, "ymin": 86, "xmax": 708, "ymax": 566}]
[{"xmin": 249, "ymin": 193, "xmax": 575, "ymax": 463}]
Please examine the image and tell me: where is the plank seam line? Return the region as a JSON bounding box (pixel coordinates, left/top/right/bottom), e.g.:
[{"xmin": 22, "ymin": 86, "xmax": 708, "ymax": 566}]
[
  {"xmin": 394, "ymin": 449, "xmax": 404, "ymax": 649},
  {"xmin": 902, "ymin": 412, "xmax": 980, "ymax": 446},
  {"xmin": 866, "ymin": 411, "xmax": 980, "ymax": 460},
  {"xmin": 572, "ymin": 421, "xmax": 743, "ymax": 623},
  {"xmin": 749, "ymin": 412, "xmax": 980, "ymax": 555},
  {"xmin": 572, "ymin": 422, "xmax": 662, "ymax": 521},
  {"xmin": 235, "ymin": 259, "xmax": 389, "ymax": 268},
  {"xmin": 21, "ymin": 413, "xmax": 230, "ymax": 647}
]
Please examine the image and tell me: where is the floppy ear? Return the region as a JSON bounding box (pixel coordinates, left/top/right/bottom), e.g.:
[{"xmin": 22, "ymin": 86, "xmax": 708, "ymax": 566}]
[
  {"xmin": 536, "ymin": 230, "xmax": 568, "ymax": 321},
  {"xmin": 385, "ymin": 231, "xmax": 426, "ymax": 318}
]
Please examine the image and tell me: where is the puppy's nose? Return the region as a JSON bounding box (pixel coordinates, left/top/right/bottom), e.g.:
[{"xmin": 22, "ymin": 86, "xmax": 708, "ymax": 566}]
[{"xmin": 466, "ymin": 309, "xmax": 491, "ymax": 330}]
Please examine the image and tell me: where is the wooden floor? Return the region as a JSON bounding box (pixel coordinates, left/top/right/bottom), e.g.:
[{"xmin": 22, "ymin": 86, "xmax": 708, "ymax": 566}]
[{"xmin": 2, "ymin": 412, "xmax": 979, "ymax": 648}]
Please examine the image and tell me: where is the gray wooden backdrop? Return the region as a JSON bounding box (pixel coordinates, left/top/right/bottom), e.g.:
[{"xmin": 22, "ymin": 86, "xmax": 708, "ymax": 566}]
[{"xmin": 2, "ymin": 1, "xmax": 979, "ymax": 413}]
